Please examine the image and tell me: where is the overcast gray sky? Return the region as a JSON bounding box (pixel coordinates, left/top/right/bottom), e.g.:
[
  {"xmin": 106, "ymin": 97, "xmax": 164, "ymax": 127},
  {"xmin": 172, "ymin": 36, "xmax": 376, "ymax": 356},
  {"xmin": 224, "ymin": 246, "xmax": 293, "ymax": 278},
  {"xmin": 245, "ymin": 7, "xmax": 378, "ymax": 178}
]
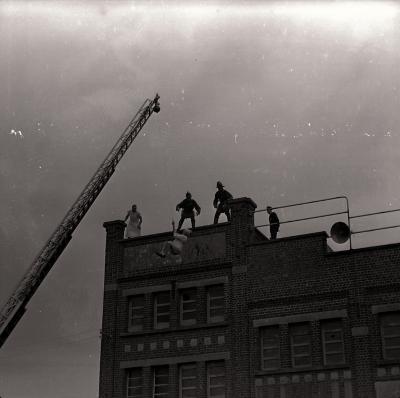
[{"xmin": 1, "ymin": 1, "xmax": 400, "ymax": 397}]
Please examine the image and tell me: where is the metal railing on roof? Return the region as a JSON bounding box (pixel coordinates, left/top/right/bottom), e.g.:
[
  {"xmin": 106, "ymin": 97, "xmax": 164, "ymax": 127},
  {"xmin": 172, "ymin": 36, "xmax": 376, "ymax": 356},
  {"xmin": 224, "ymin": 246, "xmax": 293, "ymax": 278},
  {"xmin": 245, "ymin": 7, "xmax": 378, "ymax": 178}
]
[{"xmin": 254, "ymin": 196, "xmax": 400, "ymax": 250}]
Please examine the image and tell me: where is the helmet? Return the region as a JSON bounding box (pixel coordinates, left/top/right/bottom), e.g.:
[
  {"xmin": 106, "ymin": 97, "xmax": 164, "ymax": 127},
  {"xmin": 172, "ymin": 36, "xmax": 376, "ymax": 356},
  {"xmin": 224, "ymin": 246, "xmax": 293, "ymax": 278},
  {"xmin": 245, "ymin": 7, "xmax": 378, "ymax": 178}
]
[{"xmin": 216, "ymin": 181, "xmax": 224, "ymax": 188}]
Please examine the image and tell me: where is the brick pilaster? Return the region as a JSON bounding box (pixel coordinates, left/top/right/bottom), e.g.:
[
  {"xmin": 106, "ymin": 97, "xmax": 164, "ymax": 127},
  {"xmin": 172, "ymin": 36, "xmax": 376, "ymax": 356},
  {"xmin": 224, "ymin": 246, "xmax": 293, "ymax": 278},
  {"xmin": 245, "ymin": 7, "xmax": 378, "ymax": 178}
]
[
  {"xmin": 99, "ymin": 220, "xmax": 125, "ymax": 398},
  {"xmin": 228, "ymin": 197, "xmax": 257, "ymax": 397}
]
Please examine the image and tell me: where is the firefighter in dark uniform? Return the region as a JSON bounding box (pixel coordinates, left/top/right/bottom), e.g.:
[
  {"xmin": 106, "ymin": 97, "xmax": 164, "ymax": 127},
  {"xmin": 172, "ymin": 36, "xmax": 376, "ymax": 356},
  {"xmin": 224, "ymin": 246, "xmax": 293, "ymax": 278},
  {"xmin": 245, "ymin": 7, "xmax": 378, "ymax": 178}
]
[
  {"xmin": 267, "ymin": 206, "xmax": 280, "ymax": 240},
  {"xmin": 176, "ymin": 192, "xmax": 201, "ymax": 231},
  {"xmin": 213, "ymin": 181, "xmax": 233, "ymax": 224}
]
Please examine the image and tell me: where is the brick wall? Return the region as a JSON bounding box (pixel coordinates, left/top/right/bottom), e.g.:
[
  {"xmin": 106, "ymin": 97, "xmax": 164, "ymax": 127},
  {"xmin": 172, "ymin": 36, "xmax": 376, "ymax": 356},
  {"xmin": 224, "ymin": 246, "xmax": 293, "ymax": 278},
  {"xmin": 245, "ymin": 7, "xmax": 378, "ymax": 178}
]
[
  {"xmin": 100, "ymin": 220, "xmax": 125, "ymax": 398},
  {"xmin": 100, "ymin": 198, "xmax": 400, "ymax": 398}
]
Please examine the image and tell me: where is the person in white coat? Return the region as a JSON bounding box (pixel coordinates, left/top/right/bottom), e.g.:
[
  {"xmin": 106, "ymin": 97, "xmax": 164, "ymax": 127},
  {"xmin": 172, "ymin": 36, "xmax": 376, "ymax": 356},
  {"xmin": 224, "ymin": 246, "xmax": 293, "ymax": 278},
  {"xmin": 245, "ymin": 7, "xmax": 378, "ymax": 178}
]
[
  {"xmin": 124, "ymin": 204, "xmax": 143, "ymax": 238},
  {"xmin": 155, "ymin": 220, "xmax": 191, "ymax": 260}
]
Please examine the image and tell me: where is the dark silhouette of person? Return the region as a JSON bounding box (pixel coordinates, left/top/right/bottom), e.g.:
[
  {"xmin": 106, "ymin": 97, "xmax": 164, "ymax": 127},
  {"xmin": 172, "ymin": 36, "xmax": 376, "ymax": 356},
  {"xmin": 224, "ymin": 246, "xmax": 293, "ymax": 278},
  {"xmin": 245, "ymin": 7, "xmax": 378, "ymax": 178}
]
[
  {"xmin": 176, "ymin": 192, "xmax": 201, "ymax": 231},
  {"xmin": 267, "ymin": 206, "xmax": 280, "ymax": 240},
  {"xmin": 213, "ymin": 181, "xmax": 233, "ymax": 224}
]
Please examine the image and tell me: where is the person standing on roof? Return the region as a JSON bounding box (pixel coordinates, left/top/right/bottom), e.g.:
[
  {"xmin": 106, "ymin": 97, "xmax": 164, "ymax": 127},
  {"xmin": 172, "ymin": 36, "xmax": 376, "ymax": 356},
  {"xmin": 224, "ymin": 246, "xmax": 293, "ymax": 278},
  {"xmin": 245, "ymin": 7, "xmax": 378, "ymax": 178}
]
[
  {"xmin": 124, "ymin": 204, "xmax": 143, "ymax": 238},
  {"xmin": 213, "ymin": 181, "xmax": 233, "ymax": 224},
  {"xmin": 176, "ymin": 192, "xmax": 201, "ymax": 231},
  {"xmin": 267, "ymin": 206, "xmax": 280, "ymax": 240}
]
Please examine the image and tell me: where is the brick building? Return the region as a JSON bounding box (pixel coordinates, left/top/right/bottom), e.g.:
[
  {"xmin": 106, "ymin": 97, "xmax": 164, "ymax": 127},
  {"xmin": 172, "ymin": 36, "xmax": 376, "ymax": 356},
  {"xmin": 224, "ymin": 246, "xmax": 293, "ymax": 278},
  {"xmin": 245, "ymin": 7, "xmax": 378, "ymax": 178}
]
[{"xmin": 99, "ymin": 197, "xmax": 400, "ymax": 398}]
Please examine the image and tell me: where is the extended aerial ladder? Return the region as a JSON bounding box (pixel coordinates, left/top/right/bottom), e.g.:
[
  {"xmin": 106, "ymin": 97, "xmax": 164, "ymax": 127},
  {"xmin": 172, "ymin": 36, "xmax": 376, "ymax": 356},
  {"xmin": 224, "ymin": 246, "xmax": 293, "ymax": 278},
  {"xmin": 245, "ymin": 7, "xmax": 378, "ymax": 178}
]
[{"xmin": 0, "ymin": 94, "xmax": 161, "ymax": 348}]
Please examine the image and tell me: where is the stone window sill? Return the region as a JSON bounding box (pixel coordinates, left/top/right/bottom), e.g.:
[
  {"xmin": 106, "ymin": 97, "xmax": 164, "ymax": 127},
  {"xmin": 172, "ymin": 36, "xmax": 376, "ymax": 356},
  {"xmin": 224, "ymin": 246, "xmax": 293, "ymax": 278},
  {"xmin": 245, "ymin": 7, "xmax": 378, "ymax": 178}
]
[
  {"xmin": 376, "ymin": 359, "xmax": 400, "ymax": 366},
  {"xmin": 254, "ymin": 364, "xmax": 350, "ymax": 376}
]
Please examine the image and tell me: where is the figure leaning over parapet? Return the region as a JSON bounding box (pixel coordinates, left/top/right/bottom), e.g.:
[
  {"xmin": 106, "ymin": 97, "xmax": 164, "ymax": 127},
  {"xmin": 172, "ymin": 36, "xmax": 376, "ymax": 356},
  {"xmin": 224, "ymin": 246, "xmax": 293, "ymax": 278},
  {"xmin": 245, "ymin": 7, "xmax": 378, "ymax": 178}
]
[
  {"xmin": 155, "ymin": 220, "xmax": 191, "ymax": 262},
  {"xmin": 176, "ymin": 191, "xmax": 201, "ymax": 231},
  {"xmin": 213, "ymin": 181, "xmax": 233, "ymax": 224},
  {"xmin": 267, "ymin": 205, "xmax": 280, "ymax": 240},
  {"xmin": 124, "ymin": 204, "xmax": 142, "ymax": 238}
]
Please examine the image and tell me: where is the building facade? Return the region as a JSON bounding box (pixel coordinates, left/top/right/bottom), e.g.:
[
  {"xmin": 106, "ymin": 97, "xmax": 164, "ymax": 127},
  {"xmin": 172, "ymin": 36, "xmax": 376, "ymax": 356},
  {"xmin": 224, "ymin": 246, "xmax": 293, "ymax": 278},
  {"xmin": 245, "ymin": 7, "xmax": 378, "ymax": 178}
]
[{"xmin": 100, "ymin": 197, "xmax": 400, "ymax": 398}]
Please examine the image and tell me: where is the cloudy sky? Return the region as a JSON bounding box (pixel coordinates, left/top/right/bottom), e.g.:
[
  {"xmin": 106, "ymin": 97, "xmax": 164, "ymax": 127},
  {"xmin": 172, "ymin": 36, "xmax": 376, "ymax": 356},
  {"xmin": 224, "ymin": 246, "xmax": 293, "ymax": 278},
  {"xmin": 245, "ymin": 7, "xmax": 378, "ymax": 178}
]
[{"xmin": 1, "ymin": 1, "xmax": 400, "ymax": 397}]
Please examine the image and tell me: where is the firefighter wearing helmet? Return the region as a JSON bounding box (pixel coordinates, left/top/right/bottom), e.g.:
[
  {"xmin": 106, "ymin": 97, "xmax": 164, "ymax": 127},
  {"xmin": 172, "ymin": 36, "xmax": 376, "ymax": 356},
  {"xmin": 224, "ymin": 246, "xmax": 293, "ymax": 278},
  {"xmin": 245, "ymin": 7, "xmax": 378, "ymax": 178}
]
[{"xmin": 213, "ymin": 181, "xmax": 233, "ymax": 224}]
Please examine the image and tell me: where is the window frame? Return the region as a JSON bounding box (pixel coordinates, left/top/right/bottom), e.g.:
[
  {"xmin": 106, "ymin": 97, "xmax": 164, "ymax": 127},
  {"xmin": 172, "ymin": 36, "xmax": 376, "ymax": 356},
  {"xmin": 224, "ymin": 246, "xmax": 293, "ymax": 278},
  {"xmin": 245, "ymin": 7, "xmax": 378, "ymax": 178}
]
[
  {"xmin": 260, "ymin": 325, "xmax": 280, "ymax": 371},
  {"xmin": 207, "ymin": 284, "xmax": 225, "ymax": 324},
  {"xmin": 128, "ymin": 295, "xmax": 145, "ymax": 332},
  {"xmin": 153, "ymin": 366, "xmax": 169, "ymax": 398},
  {"xmin": 380, "ymin": 311, "xmax": 400, "ymax": 360},
  {"xmin": 179, "ymin": 363, "xmax": 197, "ymax": 398},
  {"xmin": 207, "ymin": 360, "xmax": 226, "ymax": 398},
  {"xmin": 126, "ymin": 367, "xmax": 143, "ymax": 398},
  {"xmin": 289, "ymin": 322, "xmax": 312, "ymax": 368},
  {"xmin": 154, "ymin": 291, "xmax": 171, "ymax": 330},
  {"xmin": 180, "ymin": 288, "xmax": 197, "ymax": 326},
  {"xmin": 321, "ymin": 319, "xmax": 345, "ymax": 366}
]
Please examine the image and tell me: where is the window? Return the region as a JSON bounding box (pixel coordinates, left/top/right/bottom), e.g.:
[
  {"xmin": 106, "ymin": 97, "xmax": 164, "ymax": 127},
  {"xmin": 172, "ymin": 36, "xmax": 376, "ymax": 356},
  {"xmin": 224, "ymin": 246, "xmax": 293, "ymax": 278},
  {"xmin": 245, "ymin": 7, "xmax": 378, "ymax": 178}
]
[
  {"xmin": 381, "ymin": 312, "xmax": 400, "ymax": 360},
  {"xmin": 179, "ymin": 363, "xmax": 197, "ymax": 398},
  {"xmin": 207, "ymin": 285, "xmax": 225, "ymax": 323},
  {"xmin": 154, "ymin": 291, "xmax": 170, "ymax": 329},
  {"xmin": 321, "ymin": 319, "xmax": 345, "ymax": 365},
  {"xmin": 127, "ymin": 368, "xmax": 143, "ymax": 398},
  {"xmin": 261, "ymin": 326, "xmax": 280, "ymax": 370},
  {"xmin": 290, "ymin": 323, "xmax": 312, "ymax": 368},
  {"xmin": 207, "ymin": 361, "xmax": 226, "ymax": 398},
  {"xmin": 128, "ymin": 295, "xmax": 145, "ymax": 332},
  {"xmin": 180, "ymin": 289, "xmax": 197, "ymax": 326},
  {"xmin": 153, "ymin": 366, "xmax": 169, "ymax": 397}
]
